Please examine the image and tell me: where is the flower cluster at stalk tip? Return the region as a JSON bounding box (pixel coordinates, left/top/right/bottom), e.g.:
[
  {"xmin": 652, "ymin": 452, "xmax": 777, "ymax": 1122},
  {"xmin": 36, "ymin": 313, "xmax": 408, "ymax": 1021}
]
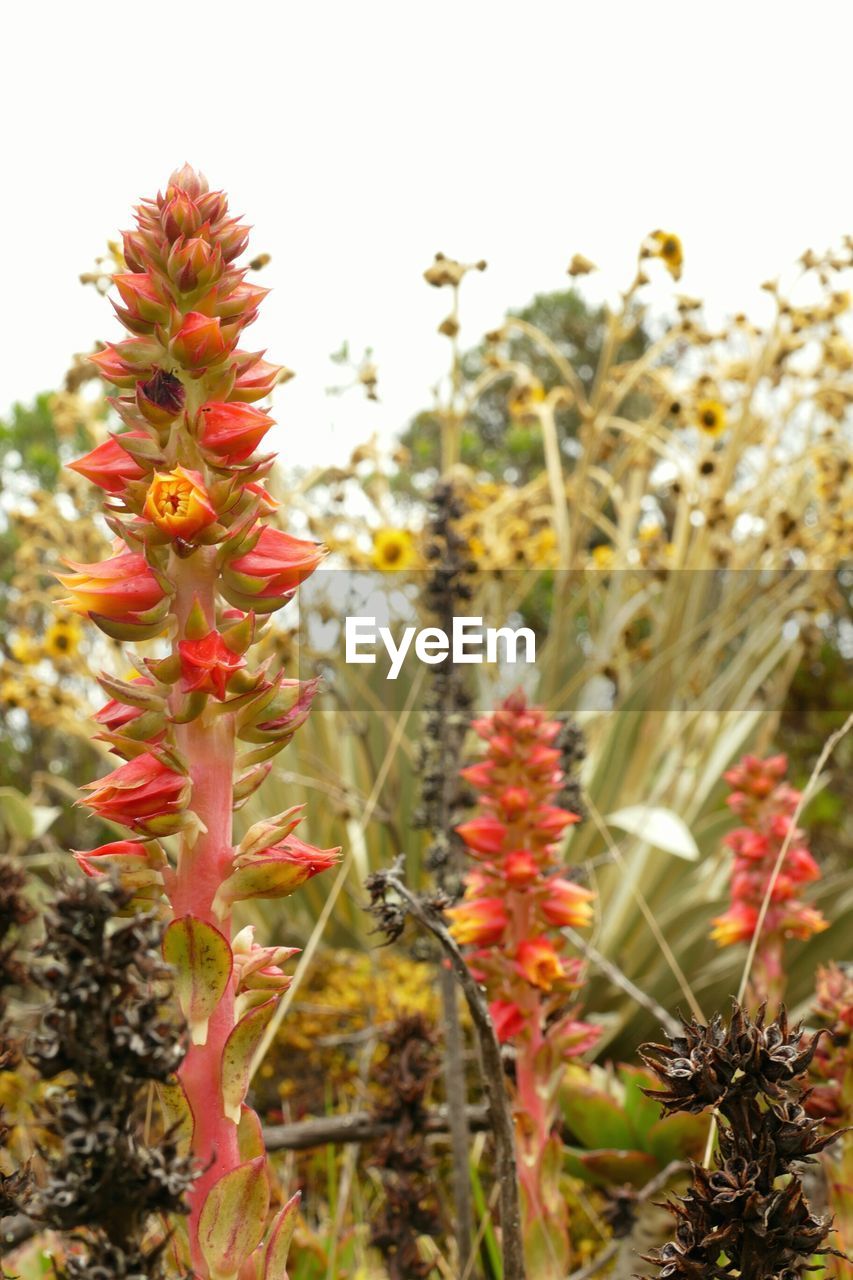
[
  {"xmin": 449, "ymin": 692, "xmax": 597, "ymax": 1042},
  {"xmin": 448, "ymin": 691, "xmax": 598, "ymax": 1279},
  {"xmin": 56, "ymin": 164, "xmax": 339, "ymax": 1280},
  {"xmin": 711, "ymin": 753, "xmax": 826, "ymax": 1006}
]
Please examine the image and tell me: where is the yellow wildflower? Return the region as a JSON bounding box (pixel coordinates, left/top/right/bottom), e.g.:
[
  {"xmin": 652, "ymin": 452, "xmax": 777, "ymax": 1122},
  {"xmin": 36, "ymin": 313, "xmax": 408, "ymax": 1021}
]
[
  {"xmin": 695, "ymin": 399, "xmax": 727, "ymax": 437},
  {"xmin": 650, "ymin": 230, "xmax": 684, "ymax": 280},
  {"xmin": 371, "ymin": 527, "xmax": 417, "ymax": 571},
  {"xmin": 508, "ymin": 379, "xmax": 547, "ymax": 418},
  {"xmin": 9, "ymin": 631, "xmax": 40, "ymax": 665},
  {"xmin": 1, "ymin": 678, "xmax": 27, "ymax": 711},
  {"xmin": 44, "ymin": 617, "xmax": 83, "ymax": 660},
  {"xmin": 591, "ymin": 544, "xmax": 614, "ymax": 569}
]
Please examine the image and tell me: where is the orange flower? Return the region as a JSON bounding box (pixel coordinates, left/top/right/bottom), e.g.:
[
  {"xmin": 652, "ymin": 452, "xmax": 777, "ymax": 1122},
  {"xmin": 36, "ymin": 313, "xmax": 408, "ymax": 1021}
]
[
  {"xmin": 541, "ymin": 877, "xmax": 595, "ymax": 928},
  {"xmin": 516, "ymin": 937, "xmax": 564, "ymax": 991},
  {"xmin": 57, "ymin": 550, "xmax": 166, "ymax": 622},
  {"xmin": 143, "ymin": 467, "xmax": 218, "ymax": 540},
  {"xmin": 446, "ymin": 896, "xmax": 508, "ymax": 946}
]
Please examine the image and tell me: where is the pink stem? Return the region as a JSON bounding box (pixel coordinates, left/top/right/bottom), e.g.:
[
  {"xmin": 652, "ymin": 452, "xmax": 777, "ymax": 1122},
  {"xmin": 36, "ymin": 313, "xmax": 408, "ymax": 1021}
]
[{"xmin": 168, "ymin": 550, "xmax": 240, "ymax": 1269}]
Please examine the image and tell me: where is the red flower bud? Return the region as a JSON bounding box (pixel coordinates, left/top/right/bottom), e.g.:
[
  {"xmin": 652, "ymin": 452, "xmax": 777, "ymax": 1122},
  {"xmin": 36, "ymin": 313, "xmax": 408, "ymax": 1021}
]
[
  {"xmin": 498, "ymin": 786, "xmax": 532, "ymax": 817},
  {"xmin": 541, "ymin": 877, "xmax": 595, "ymax": 928},
  {"xmin": 90, "ymin": 338, "xmax": 160, "ymax": 387},
  {"xmin": 178, "ymin": 630, "xmax": 246, "ymax": 700},
  {"xmin": 227, "ymin": 527, "xmax": 325, "ymax": 598},
  {"xmin": 213, "ymin": 834, "xmax": 340, "ymax": 915},
  {"xmin": 170, "ymin": 311, "xmax": 230, "ymax": 369},
  {"xmin": 446, "ymin": 896, "xmax": 508, "ymax": 946},
  {"xmin": 166, "ymin": 236, "xmax": 222, "ymax": 293},
  {"xmin": 503, "ymin": 850, "xmax": 539, "ymax": 886},
  {"xmin": 232, "ymin": 354, "xmax": 285, "ymax": 403},
  {"xmin": 57, "ymin": 550, "xmax": 166, "ymax": 622},
  {"xmin": 536, "ymin": 805, "xmax": 580, "ymax": 840},
  {"xmin": 113, "ymin": 272, "xmax": 171, "ymax": 324},
  {"xmin": 94, "ymin": 677, "xmax": 157, "ymax": 732},
  {"xmin": 73, "ymin": 839, "xmax": 153, "ymax": 875},
  {"xmin": 162, "ymin": 189, "xmax": 203, "ymax": 241},
  {"xmin": 68, "ymin": 433, "xmax": 147, "ymax": 493},
  {"xmin": 82, "ymin": 751, "xmax": 189, "ymax": 833},
  {"xmin": 455, "ymin": 815, "xmax": 508, "ymax": 856},
  {"xmin": 516, "ymin": 936, "xmax": 564, "ymax": 991},
  {"xmin": 489, "ymin": 999, "xmax": 526, "ymax": 1043},
  {"xmin": 198, "ymin": 402, "xmax": 275, "ymax": 461},
  {"xmin": 460, "ymin": 761, "xmax": 493, "ymax": 789}
]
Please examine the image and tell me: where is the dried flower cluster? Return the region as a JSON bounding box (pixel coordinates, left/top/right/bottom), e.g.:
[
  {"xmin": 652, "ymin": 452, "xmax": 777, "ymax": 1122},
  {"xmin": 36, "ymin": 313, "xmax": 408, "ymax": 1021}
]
[
  {"xmin": 26, "ymin": 875, "xmax": 195, "ymax": 1278},
  {"xmin": 412, "ymin": 479, "xmax": 476, "ymax": 891},
  {"xmin": 449, "ymin": 691, "xmax": 598, "ymax": 1278},
  {"xmin": 368, "ymin": 1014, "xmax": 443, "ymax": 1280},
  {"xmin": 641, "ymin": 1004, "xmax": 841, "ymax": 1280},
  {"xmin": 711, "ymin": 754, "xmax": 827, "ymax": 1006},
  {"xmin": 0, "ymin": 857, "xmax": 34, "ymax": 1220}
]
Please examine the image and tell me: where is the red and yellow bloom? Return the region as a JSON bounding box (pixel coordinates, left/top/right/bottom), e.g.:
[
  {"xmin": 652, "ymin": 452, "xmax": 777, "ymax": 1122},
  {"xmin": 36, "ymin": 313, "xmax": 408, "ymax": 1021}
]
[
  {"xmin": 178, "ymin": 629, "xmax": 246, "ymax": 699},
  {"xmin": 57, "ymin": 550, "xmax": 166, "ymax": 622},
  {"xmin": 143, "ymin": 466, "xmax": 218, "ymax": 540}
]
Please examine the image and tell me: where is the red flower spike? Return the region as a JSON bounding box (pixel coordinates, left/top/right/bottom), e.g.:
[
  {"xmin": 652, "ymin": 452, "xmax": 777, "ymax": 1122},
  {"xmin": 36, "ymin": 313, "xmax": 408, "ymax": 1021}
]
[
  {"xmin": 712, "ymin": 752, "xmax": 827, "ymax": 1007},
  {"xmin": 450, "ymin": 690, "xmax": 599, "ymax": 1268},
  {"xmin": 64, "ymin": 167, "xmax": 337, "ymax": 1274}
]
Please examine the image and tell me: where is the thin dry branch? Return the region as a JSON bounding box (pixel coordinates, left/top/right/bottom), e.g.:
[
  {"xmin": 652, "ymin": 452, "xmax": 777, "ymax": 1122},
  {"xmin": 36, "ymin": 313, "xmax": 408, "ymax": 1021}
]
[
  {"xmin": 371, "ymin": 857, "xmax": 526, "ymax": 1280},
  {"xmin": 262, "ymin": 1103, "xmax": 491, "ymax": 1152}
]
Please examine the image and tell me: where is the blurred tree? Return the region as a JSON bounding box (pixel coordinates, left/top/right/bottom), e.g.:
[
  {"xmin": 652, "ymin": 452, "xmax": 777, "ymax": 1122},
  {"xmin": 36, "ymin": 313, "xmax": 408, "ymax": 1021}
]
[{"xmin": 396, "ymin": 288, "xmax": 650, "ymax": 493}]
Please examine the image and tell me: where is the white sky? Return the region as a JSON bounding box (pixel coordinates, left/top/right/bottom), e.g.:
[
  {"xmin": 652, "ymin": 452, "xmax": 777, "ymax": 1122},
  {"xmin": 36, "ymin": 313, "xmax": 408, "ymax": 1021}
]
[{"xmin": 4, "ymin": 0, "xmax": 853, "ymax": 468}]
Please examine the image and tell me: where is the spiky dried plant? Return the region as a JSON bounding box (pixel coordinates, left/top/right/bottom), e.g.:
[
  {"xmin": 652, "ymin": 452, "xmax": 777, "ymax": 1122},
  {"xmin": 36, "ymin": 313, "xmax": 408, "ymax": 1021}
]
[{"xmin": 640, "ymin": 1003, "xmax": 844, "ymax": 1279}]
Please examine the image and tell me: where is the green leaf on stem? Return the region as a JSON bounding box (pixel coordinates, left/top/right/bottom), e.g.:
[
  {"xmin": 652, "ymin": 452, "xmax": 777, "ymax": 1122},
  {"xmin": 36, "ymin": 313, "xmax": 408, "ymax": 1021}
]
[
  {"xmin": 262, "ymin": 1192, "xmax": 301, "ymax": 1280},
  {"xmin": 221, "ymin": 999, "xmax": 277, "ymax": 1123},
  {"xmin": 198, "ymin": 1156, "xmax": 270, "ymax": 1280},
  {"xmin": 163, "ymin": 915, "xmax": 233, "ymax": 1046}
]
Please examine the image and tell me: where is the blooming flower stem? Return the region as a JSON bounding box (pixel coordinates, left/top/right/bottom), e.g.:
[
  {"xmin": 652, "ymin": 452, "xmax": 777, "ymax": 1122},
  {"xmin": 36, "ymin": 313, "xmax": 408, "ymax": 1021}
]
[
  {"xmin": 449, "ymin": 692, "xmax": 599, "ymax": 1278},
  {"xmin": 63, "ymin": 167, "xmax": 339, "ymax": 1278}
]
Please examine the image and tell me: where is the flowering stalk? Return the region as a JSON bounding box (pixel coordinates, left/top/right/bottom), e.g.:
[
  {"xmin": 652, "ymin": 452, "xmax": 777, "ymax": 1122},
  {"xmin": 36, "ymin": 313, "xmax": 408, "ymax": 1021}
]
[
  {"xmin": 710, "ymin": 753, "xmax": 827, "ymax": 1008},
  {"xmin": 60, "ymin": 166, "xmax": 337, "ymax": 1279},
  {"xmin": 448, "ymin": 692, "xmax": 599, "ymax": 1280}
]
